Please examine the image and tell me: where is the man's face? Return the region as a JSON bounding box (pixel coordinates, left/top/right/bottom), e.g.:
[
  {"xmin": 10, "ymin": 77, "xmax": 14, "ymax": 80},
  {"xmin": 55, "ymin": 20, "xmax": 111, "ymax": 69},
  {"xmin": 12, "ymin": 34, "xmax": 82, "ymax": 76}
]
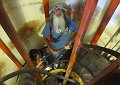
[
  {"xmin": 35, "ymin": 54, "xmax": 44, "ymax": 69},
  {"xmin": 54, "ymin": 6, "xmax": 62, "ymax": 15}
]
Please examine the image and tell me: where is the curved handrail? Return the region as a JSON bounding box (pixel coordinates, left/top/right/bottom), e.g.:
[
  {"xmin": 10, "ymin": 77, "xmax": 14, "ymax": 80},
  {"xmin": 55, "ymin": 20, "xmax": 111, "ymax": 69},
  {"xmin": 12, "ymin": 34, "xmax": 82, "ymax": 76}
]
[
  {"xmin": 0, "ymin": 68, "xmax": 75, "ymax": 84},
  {"xmin": 83, "ymin": 44, "xmax": 120, "ymax": 58}
]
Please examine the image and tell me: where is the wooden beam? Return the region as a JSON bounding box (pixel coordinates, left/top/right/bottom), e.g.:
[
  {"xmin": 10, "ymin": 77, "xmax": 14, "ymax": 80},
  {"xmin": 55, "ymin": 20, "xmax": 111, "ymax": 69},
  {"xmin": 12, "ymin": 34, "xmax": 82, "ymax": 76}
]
[
  {"xmin": 62, "ymin": 0, "xmax": 98, "ymax": 85},
  {"xmin": 43, "ymin": 0, "xmax": 49, "ymax": 21},
  {"xmin": 0, "ymin": 1, "xmax": 43, "ymax": 85},
  {"xmin": 90, "ymin": 0, "xmax": 120, "ymax": 45}
]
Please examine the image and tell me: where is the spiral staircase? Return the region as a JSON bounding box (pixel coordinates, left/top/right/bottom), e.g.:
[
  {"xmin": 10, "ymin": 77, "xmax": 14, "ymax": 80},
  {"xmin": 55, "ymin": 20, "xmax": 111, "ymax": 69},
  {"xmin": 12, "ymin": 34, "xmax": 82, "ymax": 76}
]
[{"xmin": 0, "ymin": 0, "xmax": 120, "ymax": 85}]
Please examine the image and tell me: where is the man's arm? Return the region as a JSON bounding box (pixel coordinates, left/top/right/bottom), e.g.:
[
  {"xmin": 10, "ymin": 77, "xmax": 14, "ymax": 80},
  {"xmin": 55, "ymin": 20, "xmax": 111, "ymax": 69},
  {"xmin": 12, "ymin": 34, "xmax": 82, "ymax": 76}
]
[
  {"xmin": 65, "ymin": 17, "xmax": 78, "ymax": 50},
  {"xmin": 64, "ymin": 33, "xmax": 76, "ymax": 50},
  {"xmin": 43, "ymin": 37, "xmax": 59, "ymax": 54},
  {"xmin": 42, "ymin": 23, "xmax": 59, "ymax": 54}
]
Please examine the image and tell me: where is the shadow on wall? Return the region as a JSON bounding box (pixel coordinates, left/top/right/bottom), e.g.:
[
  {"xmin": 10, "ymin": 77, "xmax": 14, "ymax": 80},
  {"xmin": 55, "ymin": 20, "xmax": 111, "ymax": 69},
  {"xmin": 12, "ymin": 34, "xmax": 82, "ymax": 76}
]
[
  {"xmin": 17, "ymin": 20, "xmax": 46, "ymax": 51},
  {"xmin": 2, "ymin": 0, "xmax": 46, "ymax": 51},
  {"xmin": 69, "ymin": 0, "xmax": 85, "ymax": 26},
  {"xmin": 2, "ymin": 0, "xmax": 26, "ymax": 31}
]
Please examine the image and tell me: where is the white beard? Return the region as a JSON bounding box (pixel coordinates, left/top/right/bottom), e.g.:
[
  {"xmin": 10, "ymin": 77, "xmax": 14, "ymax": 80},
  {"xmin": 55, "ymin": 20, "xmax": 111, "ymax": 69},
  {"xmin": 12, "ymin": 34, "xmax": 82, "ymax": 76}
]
[{"xmin": 53, "ymin": 13, "xmax": 65, "ymax": 33}]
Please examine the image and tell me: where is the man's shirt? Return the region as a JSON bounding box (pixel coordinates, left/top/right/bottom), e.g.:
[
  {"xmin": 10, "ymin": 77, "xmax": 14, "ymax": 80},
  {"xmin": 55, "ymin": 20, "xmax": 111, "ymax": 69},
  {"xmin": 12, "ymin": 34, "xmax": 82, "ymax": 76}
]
[{"xmin": 42, "ymin": 17, "xmax": 78, "ymax": 50}]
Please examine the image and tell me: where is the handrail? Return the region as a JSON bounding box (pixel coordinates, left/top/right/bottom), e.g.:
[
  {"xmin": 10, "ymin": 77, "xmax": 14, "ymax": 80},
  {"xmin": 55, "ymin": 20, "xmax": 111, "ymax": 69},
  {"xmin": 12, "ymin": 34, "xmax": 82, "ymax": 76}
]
[
  {"xmin": 83, "ymin": 44, "xmax": 120, "ymax": 58},
  {"xmin": 0, "ymin": 68, "xmax": 75, "ymax": 84}
]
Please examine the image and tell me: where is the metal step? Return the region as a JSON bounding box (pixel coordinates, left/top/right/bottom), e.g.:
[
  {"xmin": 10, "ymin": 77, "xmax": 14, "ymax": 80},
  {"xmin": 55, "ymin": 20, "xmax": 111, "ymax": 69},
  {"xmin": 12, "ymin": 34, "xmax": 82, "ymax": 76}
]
[{"xmin": 73, "ymin": 48, "xmax": 111, "ymax": 84}]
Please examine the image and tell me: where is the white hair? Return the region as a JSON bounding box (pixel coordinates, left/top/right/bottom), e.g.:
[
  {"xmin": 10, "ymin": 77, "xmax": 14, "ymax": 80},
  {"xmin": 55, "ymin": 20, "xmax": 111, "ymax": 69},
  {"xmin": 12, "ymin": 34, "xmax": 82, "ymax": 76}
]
[{"xmin": 52, "ymin": 12, "xmax": 65, "ymax": 33}]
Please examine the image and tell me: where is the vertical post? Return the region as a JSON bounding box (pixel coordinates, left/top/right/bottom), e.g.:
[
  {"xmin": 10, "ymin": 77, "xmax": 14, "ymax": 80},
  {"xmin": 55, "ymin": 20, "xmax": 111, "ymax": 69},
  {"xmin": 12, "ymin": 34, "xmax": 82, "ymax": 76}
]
[
  {"xmin": 90, "ymin": 0, "xmax": 120, "ymax": 45},
  {"xmin": 62, "ymin": 0, "xmax": 98, "ymax": 85},
  {"xmin": 0, "ymin": 1, "xmax": 43, "ymax": 84},
  {"xmin": 43, "ymin": 0, "xmax": 49, "ymax": 21},
  {"xmin": 0, "ymin": 38, "xmax": 23, "ymax": 69}
]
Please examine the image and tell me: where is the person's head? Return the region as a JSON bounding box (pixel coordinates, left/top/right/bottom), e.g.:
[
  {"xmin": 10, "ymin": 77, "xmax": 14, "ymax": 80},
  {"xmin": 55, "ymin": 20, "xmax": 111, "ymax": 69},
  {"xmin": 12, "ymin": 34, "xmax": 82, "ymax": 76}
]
[
  {"xmin": 49, "ymin": 3, "xmax": 68, "ymax": 33},
  {"xmin": 29, "ymin": 49, "xmax": 39, "ymax": 62},
  {"xmin": 54, "ymin": 6, "xmax": 62, "ymax": 16},
  {"xmin": 29, "ymin": 49, "xmax": 44, "ymax": 69},
  {"xmin": 49, "ymin": 3, "xmax": 67, "ymax": 16}
]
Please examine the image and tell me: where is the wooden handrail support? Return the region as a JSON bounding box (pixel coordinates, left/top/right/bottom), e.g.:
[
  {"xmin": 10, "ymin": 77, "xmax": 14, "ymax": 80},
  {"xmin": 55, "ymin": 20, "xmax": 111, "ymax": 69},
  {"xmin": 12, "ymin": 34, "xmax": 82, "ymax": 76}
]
[
  {"xmin": 62, "ymin": 0, "xmax": 98, "ymax": 85},
  {"xmin": 0, "ymin": 38, "xmax": 23, "ymax": 69}
]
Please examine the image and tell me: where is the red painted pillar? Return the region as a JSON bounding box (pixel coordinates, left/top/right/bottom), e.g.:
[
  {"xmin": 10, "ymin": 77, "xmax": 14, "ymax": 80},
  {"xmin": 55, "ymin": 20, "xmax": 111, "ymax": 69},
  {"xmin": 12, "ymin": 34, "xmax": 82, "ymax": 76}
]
[
  {"xmin": 43, "ymin": 0, "xmax": 49, "ymax": 21},
  {"xmin": 0, "ymin": 1, "xmax": 43, "ymax": 84},
  {"xmin": 0, "ymin": 38, "xmax": 23, "ymax": 69},
  {"xmin": 90, "ymin": 0, "xmax": 120, "ymax": 45},
  {"xmin": 62, "ymin": 0, "xmax": 98, "ymax": 85},
  {"xmin": 0, "ymin": 0, "xmax": 34, "ymax": 71}
]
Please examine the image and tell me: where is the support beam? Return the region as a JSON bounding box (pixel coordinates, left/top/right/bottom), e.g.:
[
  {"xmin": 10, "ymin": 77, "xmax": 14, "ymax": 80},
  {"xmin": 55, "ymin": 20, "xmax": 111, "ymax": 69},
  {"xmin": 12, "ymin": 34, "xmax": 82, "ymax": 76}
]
[
  {"xmin": 43, "ymin": 0, "xmax": 49, "ymax": 21},
  {"xmin": 62, "ymin": 0, "xmax": 98, "ymax": 85},
  {"xmin": 0, "ymin": 38, "xmax": 23, "ymax": 69},
  {"xmin": 0, "ymin": 0, "xmax": 33, "ymax": 71},
  {"xmin": 0, "ymin": 1, "xmax": 43, "ymax": 84},
  {"xmin": 90, "ymin": 0, "xmax": 120, "ymax": 45}
]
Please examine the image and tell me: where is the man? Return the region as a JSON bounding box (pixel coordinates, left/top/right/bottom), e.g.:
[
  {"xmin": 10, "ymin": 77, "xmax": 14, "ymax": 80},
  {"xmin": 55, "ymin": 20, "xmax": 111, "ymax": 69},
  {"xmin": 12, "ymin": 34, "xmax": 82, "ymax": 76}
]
[
  {"xmin": 17, "ymin": 49, "xmax": 44, "ymax": 85},
  {"xmin": 42, "ymin": 3, "xmax": 78, "ymax": 60},
  {"xmin": 29, "ymin": 49, "xmax": 44, "ymax": 69}
]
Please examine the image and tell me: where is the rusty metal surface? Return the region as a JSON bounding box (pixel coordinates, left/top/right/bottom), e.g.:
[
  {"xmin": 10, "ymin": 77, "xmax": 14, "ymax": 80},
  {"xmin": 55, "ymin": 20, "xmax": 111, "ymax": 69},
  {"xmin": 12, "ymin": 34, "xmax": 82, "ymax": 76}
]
[
  {"xmin": 0, "ymin": 38, "xmax": 23, "ymax": 69},
  {"xmin": 82, "ymin": 44, "xmax": 120, "ymax": 85},
  {"xmin": 0, "ymin": 2, "xmax": 43, "ymax": 85},
  {"xmin": 81, "ymin": 51, "xmax": 111, "ymax": 75},
  {"xmin": 88, "ymin": 61, "xmax": 119, "ymax": 85},
  {"xmin": 63, "ymin": 0, "xmax": 98, "ymax": 85},
  {"xmin": 76, "ymin": 61, "xmax": 95, "ymax": 77},
  {"xmin": 73, "ymin": 51, "xmax": 111, "ymax": 84},
  {"xmin": 90, "ymin": 0, "xmax": 120, "ymax": 45}
]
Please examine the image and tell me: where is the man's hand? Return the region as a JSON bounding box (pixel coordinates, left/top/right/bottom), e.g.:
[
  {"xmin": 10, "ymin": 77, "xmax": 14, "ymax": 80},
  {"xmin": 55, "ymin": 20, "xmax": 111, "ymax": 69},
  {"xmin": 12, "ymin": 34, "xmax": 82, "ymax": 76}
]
[
  {"xmin": 64, "ymin": 45, "xmax": 71, "ymax": 50},
  {"xmin": 50, "ymin": 48, "xmax": 59, "ymax": 54},
  {"xmin": 44, "ymin": 38, "xmax": 59, "ymax": 54},
  {"xmin": 64, "ymin": 41, "xmax": 73, "ymax": 50}
]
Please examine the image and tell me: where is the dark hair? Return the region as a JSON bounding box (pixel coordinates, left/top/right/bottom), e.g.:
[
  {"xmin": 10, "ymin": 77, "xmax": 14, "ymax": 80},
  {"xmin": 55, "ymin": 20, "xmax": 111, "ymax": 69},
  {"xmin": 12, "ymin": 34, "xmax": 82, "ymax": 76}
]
[{"xmin": 29, "ymin": 49, "xmax": 39, "ymax": 61}]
